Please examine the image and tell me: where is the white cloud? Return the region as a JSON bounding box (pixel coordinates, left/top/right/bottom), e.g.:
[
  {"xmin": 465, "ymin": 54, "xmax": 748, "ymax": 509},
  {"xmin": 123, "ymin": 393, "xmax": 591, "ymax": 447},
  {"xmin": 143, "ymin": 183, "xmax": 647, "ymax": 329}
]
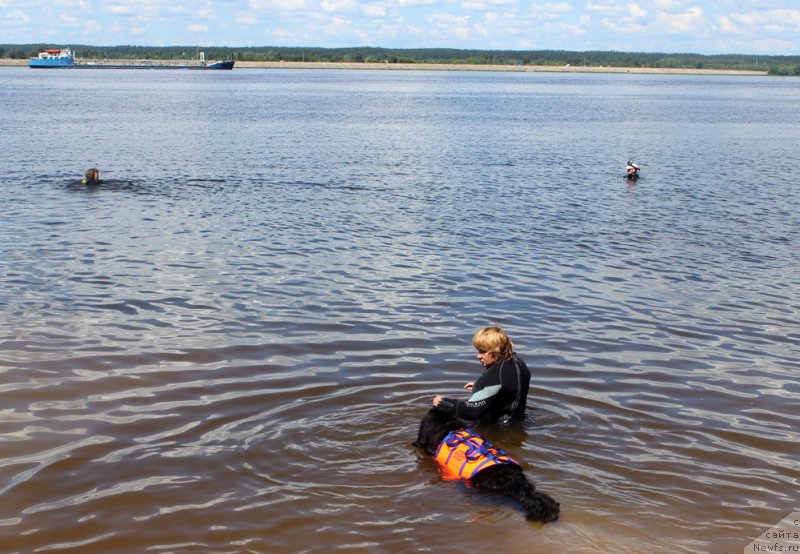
[
  {"xmin": 600, "ymin": 16, "xmax": 645, "ymax": 32},
  {"xmin": 534, "ymin": 2, "xmax": 572, "ymax": 14},
  {"xmin": 587, "ymin": 0, "xmax": 644, "ymax": 30},
  {"xmin": 3, "ymin": 0, "xmax": 798, "ymax": 55},
  {"xmin": 322, "ymin": 14, "xmax": 352, "ymax": 31},
  {"xmin": 189, "ymin": 23, "xmax": 209, "ymax": 32},
  {"xmin": 235, "ymin": 12, "xmax": 258, "ymax": 25},
  {"xmin": 652, "ymin": 0, "xmax": 687, "ymax": 10},
  {"xmin": 363, "ymin": 4, "xmax": 387, "ymax": 17},
  {"xmin": 426, "ymin": 12, "xmax": 473, "ymax": 38},
  {"xmin": 249, "ymin": 0, "xmax": 309, "ymax": 9},
  {"xmin": 5, "ymin": 10, "xmax": 30, "ymax": 23},
  {"xmin": 83, "ymin": 19, "xmax": 103, "ymax": 34},
  {"xmin": 719, "ymin": 15, "xmax": 740, "ymax": 34},
  {"xmin": 752, "ymin": 37, "xmax": 798, "ymax": 52},
  {"xmin": 125, "ymin": 1, "xmax": 177, "ymax": 19},
  {"xmin": 728, "ymin": 8, "xmax": 800, "ymax": 30},
  {"xmin": 543, "ymin": 20, "xmax": 587, "ymax": 35},
  {"xmin": 263, "ymin": 27, "xmax": 296, "ymax": 41},
  {"xmin": 103, "ymin": 3, "xmax": 135, "ymax": 15},
  {"xmin": 426, "ymin": 12, "xmax": 471, "ymax": 26},
  {"xmin": 628, "ymin": 3, "xmax": 645, "ymax": 19},
  {"xmin": 58, "ymin": 12, "xmax": 82, "ymax": 26},
  {"xmin": 462, "ymin": 0, "xmax": 516, "ymax": 11},
  {"xmin": 585, "ymin": 1, "xmax": 628, "ymax": 15},
  {"xmin": 655, "ymin": 5, "xmax": 704, "ymax": 33},
  {"xmin": 395, "ymin": 0, "xmax": 447, "ymax": 6},
  {"xmin": 51, "ymin": 0, "xmax": 83, "ymax": 7},
  {"xmin": 64, "ymin": 0, "xmax": 93, "ymax": 12},
  {"xmin": 321, "ymin": 0, "xmax": 358, "ymax": 12}
]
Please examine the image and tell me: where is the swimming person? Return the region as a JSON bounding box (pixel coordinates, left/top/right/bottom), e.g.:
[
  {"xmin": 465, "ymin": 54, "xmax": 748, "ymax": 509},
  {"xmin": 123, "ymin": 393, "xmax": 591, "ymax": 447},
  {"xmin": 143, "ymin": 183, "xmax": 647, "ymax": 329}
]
[
  {"xmin": 626, "ymin": 161, "xmax": 640, "ymax": 179},
  {"xmin": 432, "ymin": 326, "xmax": 531, "ymax": 425},
  {"xmin": 82, "ymin": 168, "xmax": 100, "ymax": 185}
]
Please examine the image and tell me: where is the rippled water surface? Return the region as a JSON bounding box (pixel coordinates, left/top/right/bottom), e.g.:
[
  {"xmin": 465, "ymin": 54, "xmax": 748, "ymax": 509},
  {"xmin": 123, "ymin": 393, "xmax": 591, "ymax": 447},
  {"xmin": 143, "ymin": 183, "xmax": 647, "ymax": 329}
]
[{"xmin": 1, "ymin": 67, "xmax": 799, "ymax": 553}]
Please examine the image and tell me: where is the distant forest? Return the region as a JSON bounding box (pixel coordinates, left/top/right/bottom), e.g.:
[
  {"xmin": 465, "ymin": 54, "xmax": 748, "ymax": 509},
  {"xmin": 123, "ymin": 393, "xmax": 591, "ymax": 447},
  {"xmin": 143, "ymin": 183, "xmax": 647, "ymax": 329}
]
[{"xmin": 6, "ymin": 43, "xmax": 800, "ymax": 75}]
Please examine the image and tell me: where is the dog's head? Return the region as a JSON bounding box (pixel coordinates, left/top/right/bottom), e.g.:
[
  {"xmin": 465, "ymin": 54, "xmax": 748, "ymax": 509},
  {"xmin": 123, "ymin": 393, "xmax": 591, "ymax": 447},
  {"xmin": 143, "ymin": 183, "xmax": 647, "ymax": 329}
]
[{"xmin": 412, "ymin": 407, "xmax": 467, "ymax": 456}]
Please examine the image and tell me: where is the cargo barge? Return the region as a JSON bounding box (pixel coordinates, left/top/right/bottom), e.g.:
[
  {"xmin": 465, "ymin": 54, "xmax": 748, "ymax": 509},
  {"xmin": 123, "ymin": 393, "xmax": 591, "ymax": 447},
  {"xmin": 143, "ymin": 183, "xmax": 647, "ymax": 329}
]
[{"xmin": 29, "ymin": 48, "xmax": 234, "ymax": 70}]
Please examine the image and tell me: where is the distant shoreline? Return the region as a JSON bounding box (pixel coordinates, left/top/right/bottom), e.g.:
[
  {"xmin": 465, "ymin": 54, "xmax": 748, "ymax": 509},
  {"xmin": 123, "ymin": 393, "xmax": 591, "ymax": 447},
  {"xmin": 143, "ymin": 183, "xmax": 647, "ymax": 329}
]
[
  {"xmin": 1, "ymin": 57, "xmax": 768, "ymax": 76},
  {"xmin": 237, "ymin": 61, "xmax": 768, "ymax": 75}
]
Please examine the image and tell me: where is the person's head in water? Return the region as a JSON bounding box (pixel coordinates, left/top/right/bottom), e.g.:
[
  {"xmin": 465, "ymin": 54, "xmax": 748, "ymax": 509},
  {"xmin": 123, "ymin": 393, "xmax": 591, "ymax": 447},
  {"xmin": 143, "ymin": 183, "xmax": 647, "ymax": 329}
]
[
  {"xmin": 82, "ymin": 168, "xmax": 99, "ymax": 184},
  {"xmin": 472, "ymin": 326, "xmax": 515, "ymax": 367}
]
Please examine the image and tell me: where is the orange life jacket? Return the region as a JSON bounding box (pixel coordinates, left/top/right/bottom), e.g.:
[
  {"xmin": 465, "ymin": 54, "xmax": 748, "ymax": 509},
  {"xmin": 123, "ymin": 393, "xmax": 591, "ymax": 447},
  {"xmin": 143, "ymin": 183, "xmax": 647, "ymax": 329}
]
[{"xmin": 434, "ymin": 428, "xmax": 519, "ymax": 479}]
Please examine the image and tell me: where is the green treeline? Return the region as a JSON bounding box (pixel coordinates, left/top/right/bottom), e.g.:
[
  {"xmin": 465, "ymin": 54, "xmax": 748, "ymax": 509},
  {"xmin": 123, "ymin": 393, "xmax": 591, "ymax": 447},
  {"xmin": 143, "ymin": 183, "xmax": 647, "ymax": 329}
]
[{"xmin": 5, "ymin": 43, "xmax": 800, "ymax": 74}]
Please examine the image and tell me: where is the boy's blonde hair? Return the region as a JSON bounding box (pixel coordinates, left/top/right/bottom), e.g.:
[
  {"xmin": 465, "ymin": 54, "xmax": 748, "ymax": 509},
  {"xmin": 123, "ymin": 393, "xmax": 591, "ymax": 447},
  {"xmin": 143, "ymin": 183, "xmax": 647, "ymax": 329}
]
[{"xmin": 472, "ymin": 326, "xmax": 514, "ymax": 360}]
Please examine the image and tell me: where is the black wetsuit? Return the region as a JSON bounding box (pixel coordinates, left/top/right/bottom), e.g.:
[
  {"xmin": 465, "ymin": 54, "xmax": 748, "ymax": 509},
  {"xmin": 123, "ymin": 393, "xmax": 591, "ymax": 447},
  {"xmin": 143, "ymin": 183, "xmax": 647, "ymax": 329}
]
[{"xmin": 437, "ymin": 355, "xmax": 531, "ymax": 424}]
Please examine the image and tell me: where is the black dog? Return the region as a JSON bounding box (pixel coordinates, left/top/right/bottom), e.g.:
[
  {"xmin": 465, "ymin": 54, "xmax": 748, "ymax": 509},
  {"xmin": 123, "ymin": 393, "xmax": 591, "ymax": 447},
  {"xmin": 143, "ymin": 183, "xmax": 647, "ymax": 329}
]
[{"xmin": 413, "ymin": 407, "xmax": 560, "ymax": 523}]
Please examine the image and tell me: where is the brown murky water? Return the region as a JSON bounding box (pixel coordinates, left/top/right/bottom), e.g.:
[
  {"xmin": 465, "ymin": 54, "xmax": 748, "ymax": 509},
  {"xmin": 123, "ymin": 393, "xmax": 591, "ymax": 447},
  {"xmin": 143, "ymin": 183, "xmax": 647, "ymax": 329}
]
[{"xmin": 1, "ymin": 68, "xmax": 798, "ymax": 553}]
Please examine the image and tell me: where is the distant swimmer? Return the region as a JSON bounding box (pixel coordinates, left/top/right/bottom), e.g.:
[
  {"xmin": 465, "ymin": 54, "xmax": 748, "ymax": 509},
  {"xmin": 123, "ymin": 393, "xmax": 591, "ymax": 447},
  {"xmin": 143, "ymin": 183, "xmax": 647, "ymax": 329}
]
[
  {"xmin": 82, "ymin": 168, "xmax": 100, "ymax": 185},
  {"xmin": 626, "ymin": 161, "xmax": 640, "ymax": 180}
]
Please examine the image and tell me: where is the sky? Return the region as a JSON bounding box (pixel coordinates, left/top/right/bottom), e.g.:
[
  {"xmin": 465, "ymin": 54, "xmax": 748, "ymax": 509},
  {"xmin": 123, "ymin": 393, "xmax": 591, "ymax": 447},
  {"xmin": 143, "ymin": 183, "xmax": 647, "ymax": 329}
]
[{"xmin": 1, "ymin": 0, "xmax": 798, "ymax": 56}]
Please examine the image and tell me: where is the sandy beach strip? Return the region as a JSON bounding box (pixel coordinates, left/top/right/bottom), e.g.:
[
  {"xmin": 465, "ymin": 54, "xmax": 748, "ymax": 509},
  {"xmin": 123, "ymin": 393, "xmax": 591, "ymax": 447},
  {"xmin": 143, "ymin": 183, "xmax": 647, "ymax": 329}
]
[
  {"xmin": 235, "ymin": 61, "xmax": 768, "ymax": 75},
  {"xmin": 2, "ymin": 57, "xmax": 767, "ymax": 75}
]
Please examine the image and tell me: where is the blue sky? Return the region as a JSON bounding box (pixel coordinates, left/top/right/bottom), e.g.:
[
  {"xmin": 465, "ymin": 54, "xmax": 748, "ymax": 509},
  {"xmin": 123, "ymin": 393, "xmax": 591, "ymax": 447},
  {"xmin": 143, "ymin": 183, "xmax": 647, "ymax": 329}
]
[{"xmin": 1, "ymin": 0, "xmax": 798, "ymax": 55}]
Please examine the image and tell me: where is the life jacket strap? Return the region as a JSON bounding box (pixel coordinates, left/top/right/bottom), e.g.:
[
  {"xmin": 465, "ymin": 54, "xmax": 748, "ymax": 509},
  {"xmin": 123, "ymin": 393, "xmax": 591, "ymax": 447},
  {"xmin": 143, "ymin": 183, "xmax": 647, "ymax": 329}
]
[{"xmin": 434, "ymin": 429, "xmax": 519, "ymax": 479}]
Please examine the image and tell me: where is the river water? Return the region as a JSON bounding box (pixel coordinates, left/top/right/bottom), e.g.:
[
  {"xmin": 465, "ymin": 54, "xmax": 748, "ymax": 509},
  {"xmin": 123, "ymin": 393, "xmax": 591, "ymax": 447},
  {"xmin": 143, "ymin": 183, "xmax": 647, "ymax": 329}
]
[{"xmin": 1, "ymin": 67, "xmax": 798, "ymax": 553}]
